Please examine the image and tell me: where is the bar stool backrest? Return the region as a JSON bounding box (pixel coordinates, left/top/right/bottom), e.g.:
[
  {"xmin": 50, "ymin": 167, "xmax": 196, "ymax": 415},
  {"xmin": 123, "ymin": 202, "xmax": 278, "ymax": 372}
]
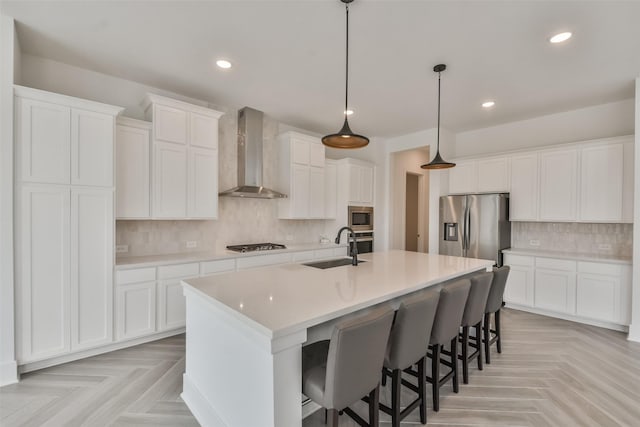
[
  {"xmin": 485, "ymin": 266, "xmax": 511, "ymax": 314},
  {"xmin": 430, "ymin": 279, "xmax": 471, "ymax": 345},
  {"xmin": 385, "ymin": 288, "xmax": 441, "ymax": 370},
  {"xmin": 462, "ymin": 272, "xmax": 493, "ymax": 327},
  {"xmin": 324, "ymin": 306, "xmax": 395, "ymax": 410}
]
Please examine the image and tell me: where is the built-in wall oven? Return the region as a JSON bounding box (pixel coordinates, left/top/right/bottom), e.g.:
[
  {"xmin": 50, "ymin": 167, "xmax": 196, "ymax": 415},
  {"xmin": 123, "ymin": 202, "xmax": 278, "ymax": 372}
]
[{"xmin": 348, "ymin": 206, "xmax": 374, "ymax": 253}]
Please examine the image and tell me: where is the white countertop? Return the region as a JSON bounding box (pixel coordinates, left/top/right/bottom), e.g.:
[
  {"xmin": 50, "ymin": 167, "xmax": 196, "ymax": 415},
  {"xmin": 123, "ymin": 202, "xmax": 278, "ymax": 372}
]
[
  {"xmin": 502, "ymin": 248, "xmax": 631, "ymax": 265},
  {"xmin": 115, "ymin": 242, "xmax": 349, "ymax": 269},
  {"xmin": 182, "ymin": 250, "xmax": 493, "ymax": 338}
]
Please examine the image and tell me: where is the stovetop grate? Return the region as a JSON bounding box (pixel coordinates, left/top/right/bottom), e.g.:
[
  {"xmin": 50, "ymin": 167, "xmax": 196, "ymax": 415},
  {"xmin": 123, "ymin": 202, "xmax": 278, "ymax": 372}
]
[{"xmin": 226, "ymin": 243, "xmax": 287, "ymax": 253}]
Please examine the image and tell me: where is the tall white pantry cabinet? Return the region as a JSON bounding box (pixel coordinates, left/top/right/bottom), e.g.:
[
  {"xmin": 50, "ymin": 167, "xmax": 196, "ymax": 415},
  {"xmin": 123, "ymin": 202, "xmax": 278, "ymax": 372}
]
[{"xmin": 14, "ymin": 86, "xmax": 123, "ymax": 364}]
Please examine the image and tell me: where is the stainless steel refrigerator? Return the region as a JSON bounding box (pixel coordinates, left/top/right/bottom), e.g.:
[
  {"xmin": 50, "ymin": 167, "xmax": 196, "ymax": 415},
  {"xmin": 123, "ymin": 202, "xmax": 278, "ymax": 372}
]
[{"xmin": 439, "ymin": 193, "xmax": 511, "ymax": 266}]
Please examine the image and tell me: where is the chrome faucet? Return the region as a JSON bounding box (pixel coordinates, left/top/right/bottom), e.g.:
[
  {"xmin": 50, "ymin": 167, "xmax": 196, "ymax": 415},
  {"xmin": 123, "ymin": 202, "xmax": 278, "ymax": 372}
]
[{"xmin": 335, "ymin": 226, "xmax": 359, "ymax": 266}]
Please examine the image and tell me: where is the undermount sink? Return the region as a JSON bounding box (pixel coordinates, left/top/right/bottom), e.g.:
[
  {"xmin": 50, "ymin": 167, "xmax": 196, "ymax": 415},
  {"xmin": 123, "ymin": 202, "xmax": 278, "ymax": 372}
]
[{"xmin": 303, "ymin": 258, "xmax": 366, "ymax": 269}]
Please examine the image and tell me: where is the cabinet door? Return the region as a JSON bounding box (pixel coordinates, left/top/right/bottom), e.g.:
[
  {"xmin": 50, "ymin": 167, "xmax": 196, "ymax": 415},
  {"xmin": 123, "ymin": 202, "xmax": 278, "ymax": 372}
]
[
  {"xmin": 153, "ymin": 142, "xmax": 187, "ymax": 218},
  {"xmin": 509, "ymin": 154, "xmax": 538, "ymax": 221},
  {"xmin": 359, "ymin": 166, "xmax": 374, "ymax": 206},
  {"xmin": 154, "ymin": 104, "xmax": 187, "ymax": 145},
  {"xmin": 187, "ymin": 148, "xmax": 218, "ymax": 218},
  {"xmin": 622, "ymin": 142, "xmax": 634, "ymax": 222},
  {"xmin": 576, "ymin": 273, "xmax": 620, "ymax": 323},
  {"xmin": 18, "ymin": 186, "xmax": 70, "ymax": 362},
  {"xmin": 448, "ymin": 161, "xmax": 477, "ymax": 194},
  {"xmin": 309, "ymin": 166, "xmax": 325, "ymax": 218},
  {"xmin": 579, "ymin": 144, "xmax": 623, "ymax": 222},
  {"xmin": 116, "ymin": 282, "xmax": 156, "ymax": 340},
  {"xmin": 70, "ymin": 189, "xmax": 114, "ymax": 350},
  {"xmin": 71, "ymin": 109, "xmax": 114, "ymax": 187},
  {"xmin": 539, "ymin": 149, "xmax": 578, "ymax": 221},
  {"xmin": 190, "ymin": 111, "xmax": 218, "ymax": 149},
  {"xmin": 477, "ymin": 157, "xmax": 509, "ymax": 193},
  {"xmin": 309, "ymin": 142, "xmax": 325, "ymax": 168},
  {"xmin": 503, "ymin": 265, "xmax": 534, "ymax": 307},
  {"xmin": 291, "ymin": 165, "xmax": 310, "ymax": 218},
  {"xmin": 18, "ymin": 98, "xmax": 71, "ymax": 184},
  {"xmin": 292, "ymin": 138, "xmax": 310, "ymax": 165},
  {"xmin": 349, "ymin": 165, "xmax": 362, "ymax": 204},
  {"xmin": 534, "ymin": 269, "xmax": 576, "ymax": 314},
  {"xmin": 116, "ymin": 124, "xmax": 150, "ymax": 218},
  {"xmin": 158, "ymin": 279, "xmax": 188, "ymax": 331},
  {"xmin": 324, "ymin": 161, "xmax": 337, "ymax": 219}
]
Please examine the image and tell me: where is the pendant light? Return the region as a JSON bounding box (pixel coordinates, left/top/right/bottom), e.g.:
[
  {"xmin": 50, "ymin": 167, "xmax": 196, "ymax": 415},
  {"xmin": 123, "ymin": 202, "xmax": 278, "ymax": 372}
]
[
  {"xmin": 421, "ymin": 64, "xmax": 456, "ymax": 169},
  {"xmin": 322, "ymin": 0, "xmax": 369, "ymax": 149}
]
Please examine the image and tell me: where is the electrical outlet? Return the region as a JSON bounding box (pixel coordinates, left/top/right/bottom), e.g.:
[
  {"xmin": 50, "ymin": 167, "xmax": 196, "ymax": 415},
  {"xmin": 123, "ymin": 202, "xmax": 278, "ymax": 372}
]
[
  {"xmin": 115, "ymin": 245, "xmax": 129, "ymax": 254},
  {"xmin": 529, "ymin": 239, "xmax": 540, "ymax": 247},
  {"xmin": 598, "ymin": 243, "xmax": 612, "ymax": 250},
  {"xmin": 186, "ymin": 241, "xmax": 197, "ymax": 249}
]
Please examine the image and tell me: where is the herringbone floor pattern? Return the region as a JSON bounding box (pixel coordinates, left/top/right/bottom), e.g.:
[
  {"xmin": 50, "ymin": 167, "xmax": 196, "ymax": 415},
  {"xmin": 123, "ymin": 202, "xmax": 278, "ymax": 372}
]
[{"xmin": 2, "ymin": 309, "xmax": 640, "ymax": 426}]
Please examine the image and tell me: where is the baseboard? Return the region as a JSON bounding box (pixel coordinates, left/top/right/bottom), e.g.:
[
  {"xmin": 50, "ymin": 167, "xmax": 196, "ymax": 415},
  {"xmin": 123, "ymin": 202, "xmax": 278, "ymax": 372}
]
[
  {"xmin": 627, "ymin": 324, "xmax": 640, "ymax": 342},
  {"xmin": 181, "ymin": 374, "xmax": 227, "ymax": 427},
  {"xmin": 504, "ymin": 304, "xmax": 628, "ymax": 333},
  {"xmin": 0, "ymin": 360, "xmax": 18, "ymax": 386},
  {"xmin": 19, "ymin": 328, "xmax": 185, "ymax": 373}
]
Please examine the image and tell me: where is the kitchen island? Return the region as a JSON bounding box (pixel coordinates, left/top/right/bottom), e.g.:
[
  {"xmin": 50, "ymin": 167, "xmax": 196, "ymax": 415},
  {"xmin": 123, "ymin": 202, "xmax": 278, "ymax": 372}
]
[{"xmin": 180, "ymin": 250, "xmax": 493, "ymax": 427}]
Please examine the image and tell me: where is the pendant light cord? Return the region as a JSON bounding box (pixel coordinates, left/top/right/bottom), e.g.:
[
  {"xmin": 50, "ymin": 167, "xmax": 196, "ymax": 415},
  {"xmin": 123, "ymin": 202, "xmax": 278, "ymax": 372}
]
[
  {"xmin": 436, "ymin": 70, "xmax": 441, "ymax": 152},
  {"xmin": 344, "ymin": 2, "xmax": 349, "ymax": 119}
]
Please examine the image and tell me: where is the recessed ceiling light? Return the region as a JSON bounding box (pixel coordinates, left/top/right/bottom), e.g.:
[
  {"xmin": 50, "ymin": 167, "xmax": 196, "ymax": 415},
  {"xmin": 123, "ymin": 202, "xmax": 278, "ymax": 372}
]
[
  {"xmin": 216, "ymin": 59, "xmax": 232, "ymax": 69},
  {"xmin": 344, "ymin": 109, "xmax": 354, "ymax": 116},
  {"xmin": 550, "ymin": 32, "xmax": 572, "ymax": 43},
  {"xmin": 482, "ymin": 101, "xmax": 496, "ymax": 108}
]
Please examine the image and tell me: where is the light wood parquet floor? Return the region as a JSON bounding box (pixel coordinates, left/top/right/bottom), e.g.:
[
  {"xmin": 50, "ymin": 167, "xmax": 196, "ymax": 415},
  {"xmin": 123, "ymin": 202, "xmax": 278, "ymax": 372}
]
[{"xmin": 2, "ymin": 308, "xmax": 640, "ymax": 426}]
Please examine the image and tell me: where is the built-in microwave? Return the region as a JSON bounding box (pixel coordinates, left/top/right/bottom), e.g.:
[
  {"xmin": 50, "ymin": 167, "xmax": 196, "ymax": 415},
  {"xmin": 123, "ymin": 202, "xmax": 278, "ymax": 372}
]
[{"xmin": 348, "ymin": 206, "xmax": 374, "ymax": 232}]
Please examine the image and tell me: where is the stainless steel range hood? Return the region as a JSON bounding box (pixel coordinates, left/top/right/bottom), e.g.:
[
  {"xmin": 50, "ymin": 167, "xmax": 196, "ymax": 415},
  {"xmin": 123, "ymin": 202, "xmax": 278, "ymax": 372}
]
[{"xmin": 219, "ymin": 107, "xmax": 287, "ymax": 199}]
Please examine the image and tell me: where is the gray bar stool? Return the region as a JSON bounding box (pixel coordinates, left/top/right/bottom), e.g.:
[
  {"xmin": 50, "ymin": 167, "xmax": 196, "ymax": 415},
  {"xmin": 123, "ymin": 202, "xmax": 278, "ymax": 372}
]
[
  {"xmin": 302, "ymin": 306, "xmax": 395, "ymax": 427},
  {"xmin": 459, "ymin": 271, "xmax": 493, "ymax": 384},
  {"xmin": 484, "ymin": 266, "xmax": 511, "ymax": 364},
  {"xmin": 379, "ymin": 289, "xmax": 440, "ymax": 427},
  {"xmin": 426, "ymin": 279, "xmax": 471, "ymax": 412}
]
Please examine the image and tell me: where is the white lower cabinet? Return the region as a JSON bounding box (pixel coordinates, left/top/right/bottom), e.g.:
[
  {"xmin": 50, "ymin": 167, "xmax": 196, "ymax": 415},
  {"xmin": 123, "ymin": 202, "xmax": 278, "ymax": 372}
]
[
  {"xmin": 116, "ymin": 282, "xmax": 156, "ymax": 340},
  {"xmin": 157, "ymin": 280, "xmax": 188, "ymax": 331},
  {"xmin": 503, "ymin": 252, "xmax": 630, "ymax": 329}
]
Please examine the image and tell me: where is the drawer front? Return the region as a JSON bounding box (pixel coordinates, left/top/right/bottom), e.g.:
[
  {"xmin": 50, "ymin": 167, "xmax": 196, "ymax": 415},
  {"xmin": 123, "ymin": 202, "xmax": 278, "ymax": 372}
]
[
  {"xmin": 314, "ymin": 248, "xmax": 337, "ymax": 260},
  {"xmin": 503, "ymin": 254, "xmax": 534, "ymax": 267},
  {"xmin": 116, "ymin": 267, "xmax": 156, "ymax": 285},
  {"xmin": 292, "ymin": 251, "xmax": 315, "ymax": 262},
  {"xmin": 333, "ymin": 247, "xmax": 348, "ymax": 257},
  {"xmin": 535, "ymin": 257, "xmax": 576, "ymax": 272},
  {"xmin": 578, "ymin": 261, "xmax": 622, "ymax": 276},
  {"xmin": 236, "ymin": 253, "xmax": 293, "ymax": 270},
  {"xmin": 157, "ymin": 262, "xmax": 200, "ymax": 279},
  {"xmin": 200, "ymin": 259, "xmax": 236, "ymax": 275}
]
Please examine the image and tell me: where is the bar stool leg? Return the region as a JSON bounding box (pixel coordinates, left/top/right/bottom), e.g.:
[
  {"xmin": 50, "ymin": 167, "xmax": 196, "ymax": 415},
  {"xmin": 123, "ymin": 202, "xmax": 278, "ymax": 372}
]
[
  {"xmin": 418, "ymin": 356, "xmax": 427, "ymax": 424},
  {"xmin": 476, "ymin": 321, "xmax": 483, "ymax": 371},
  {"xmin": 432, "ymin": 344, "xmax": 441, "ymax": 411},
  {"xmin": 369, "ymin": 385, "xmax": 380, "ymax": 426},
  {"xmin": 451, "ymin": 337, "xmax": 460, "ymax": 393},
  {"xmin": 496, "ymin": 309, "xmax": 502, "ymax": 353},
  {"xmin": 461, "ymin": 326, "xmax": 469, "ymax": 384},
  {"xmin": 328, "ymin": 408, "xmax": 339, "ymax": 426},
  {"xmin": 483, "ymin": 313, "xmax": 491, "ymax": 364},
  {"xmin": 391, "ymin": 369, "xmax": 401, "ymax": 427}
]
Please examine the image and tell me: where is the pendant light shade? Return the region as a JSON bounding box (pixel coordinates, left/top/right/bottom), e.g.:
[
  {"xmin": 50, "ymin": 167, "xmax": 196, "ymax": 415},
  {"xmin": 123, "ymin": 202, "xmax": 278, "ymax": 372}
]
[
  {"xmin": 421, "ymin": 64, "xmax": 455, "ymax": 169},
  {"xmin": 322, "ymin": 0, "xmax": 369, "ymax": 149}
]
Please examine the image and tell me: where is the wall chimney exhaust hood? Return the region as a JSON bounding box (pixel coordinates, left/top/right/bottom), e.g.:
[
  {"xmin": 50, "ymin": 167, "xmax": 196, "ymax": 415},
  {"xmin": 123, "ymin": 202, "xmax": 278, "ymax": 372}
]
[{"xmin": 219, "ymin": 107, "xmax": 287, "ymax": 199}]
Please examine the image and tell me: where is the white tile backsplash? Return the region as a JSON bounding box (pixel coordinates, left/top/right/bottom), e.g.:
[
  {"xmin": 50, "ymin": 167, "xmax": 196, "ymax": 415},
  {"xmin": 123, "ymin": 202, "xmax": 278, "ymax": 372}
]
[{"xmin": 511, "ymin": 222, "xmax": 633, "ymax": 257}]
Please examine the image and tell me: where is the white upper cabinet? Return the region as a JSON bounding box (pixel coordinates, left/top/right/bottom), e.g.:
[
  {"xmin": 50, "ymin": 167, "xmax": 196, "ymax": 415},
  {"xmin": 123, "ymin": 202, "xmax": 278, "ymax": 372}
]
[
  {"xmin": 448, "ymin": 161, "xmax": 477, "ymax": 194},
  {"xmin": 144, "ymin": 94, "xmax": 224, "ymax": 219},
  {"xmin": 346, "ymin": 162, "xmax": 375, "ymax": 206},
  {"xmin": 476, "ymin": 157, "xmax": 510, "ymax": 193},
  {"xmin": 509, "ymin": 154, "xmax": 539, "ymax": 221},
  {"xmin": 622, "ymin": 141, "xmax": 634, "ymax": 222},
  {"xmin": 579, "ymin": 143, "xmax": 623, "ymax": 222},
  {"xmin": 277, "ymin": 132, "xmax": 326, "ymax": 219},
  {"xmin": 538, "ymin": 148, "xmax": 578, "ymax": 221},
  {"xmin": 16, "ymin": 86, "xmax": 122, "ymax": 187},
  {"xmin": 71, "ymin": 109, "xmax": 114, "ymax": 187},
  {"xmin": 116, "ymin": 118, "xmax": 151, "ymax": 218},
  {"xmin": 324, "ymin": 160, "xmax": 338, "ymax": 219}
]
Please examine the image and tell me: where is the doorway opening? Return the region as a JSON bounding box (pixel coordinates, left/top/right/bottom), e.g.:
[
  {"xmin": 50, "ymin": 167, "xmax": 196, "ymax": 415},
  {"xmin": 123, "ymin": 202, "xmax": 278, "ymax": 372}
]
[{"xmin": 405, "ymin": 173, "xmax": 420, "ymax": 252}]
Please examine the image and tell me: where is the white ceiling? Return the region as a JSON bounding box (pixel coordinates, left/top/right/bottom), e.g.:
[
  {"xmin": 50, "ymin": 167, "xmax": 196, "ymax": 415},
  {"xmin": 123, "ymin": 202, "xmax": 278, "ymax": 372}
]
[{"xmin": 2, "ymin": 0, "xmax": 639, "ymax": 138}]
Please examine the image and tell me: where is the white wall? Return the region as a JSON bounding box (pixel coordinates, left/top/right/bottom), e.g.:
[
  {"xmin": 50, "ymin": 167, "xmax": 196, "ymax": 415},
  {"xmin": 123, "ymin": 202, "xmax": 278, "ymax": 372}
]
[
  {"xmin": 630, "ymin": 77, "xmax": 640, "ymax": 343},
  {"xmin": 0, "ymin": 15, "xmax": 18, "ymax": 386},
  {"xmin": 455, "ymin": 99, "xmax": 635, "ymax": 158}
]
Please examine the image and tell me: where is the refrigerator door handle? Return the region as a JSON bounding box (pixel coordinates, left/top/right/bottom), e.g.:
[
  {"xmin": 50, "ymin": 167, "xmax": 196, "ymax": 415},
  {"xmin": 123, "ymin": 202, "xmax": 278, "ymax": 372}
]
[{"xmin": 465, "ymin": 204, "xmax": 471, "ymax": 253}]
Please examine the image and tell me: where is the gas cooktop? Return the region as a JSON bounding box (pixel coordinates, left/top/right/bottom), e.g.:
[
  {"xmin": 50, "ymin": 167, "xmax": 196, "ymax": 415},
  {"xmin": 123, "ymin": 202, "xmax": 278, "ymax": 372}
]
[{"xmin": 226, "ymin": 243, "xmax": 287, "ymax": 253}]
